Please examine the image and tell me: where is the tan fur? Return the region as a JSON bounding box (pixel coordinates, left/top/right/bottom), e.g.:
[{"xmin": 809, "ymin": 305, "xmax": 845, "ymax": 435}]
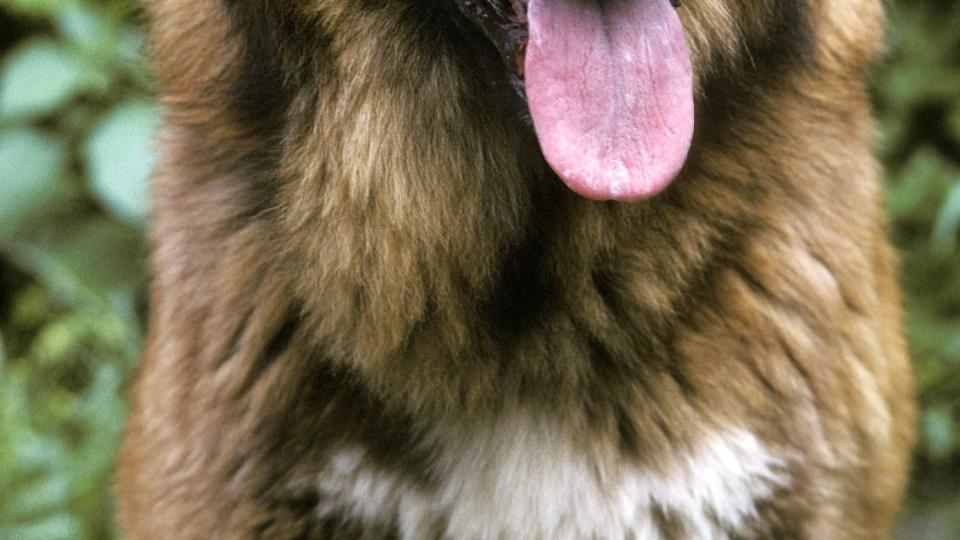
[{"xmin": 118, "ymin": 0, "xmax": 915, "ymax": 537}]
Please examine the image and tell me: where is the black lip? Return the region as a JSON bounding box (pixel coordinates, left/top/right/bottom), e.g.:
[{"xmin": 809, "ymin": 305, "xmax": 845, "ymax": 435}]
[{"xmin": 454, "ymin": 0, "xmax": 529, "ymax": 78}]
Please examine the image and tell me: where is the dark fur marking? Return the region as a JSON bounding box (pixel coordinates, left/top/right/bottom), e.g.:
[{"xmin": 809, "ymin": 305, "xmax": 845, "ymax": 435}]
[
  {"xmin": 224, "ymin": 358, "xmax": 436, "ymax": 533},
  {"xmin": 217, "ymin": 1, "xmax": 332, "ymax": 217},
  {"xmin": 614, "ymin": 402, "xmax": 641, "ymax": 454},
  {"xmin": 216, "ymin": 304, "xmax": 255, "ymax": 370},
  {"xmin": 693, "ymin": 0, "xmax": 816, "ymax": 149},
  {"xmin": 763, "ymin": 0, "xmax": 816, "ymax": 72},
  {"xmin": 730, "ymin": 481, "xmax": 807, "ymax": 540},
  {"xmin": 485, "ymin": 230, "xmax": 554, "ymax": 343},
  {"xmin": 591, "ymin": 266, "xmax": 624, "ymax": 318},
  {"xmin": 651, "ymin": 504, "xmax": 687, "ymax": 539},
  {"xmin": 232, "ymin": 310, "xmax": 302, "ymax": 399},
  {"xmin": 581, "ymin": 331, "xmax": 680, "ymax": 453},
  {"xmin": 221, "ymin": 1, "xmax": 313, "ymax": 130}
]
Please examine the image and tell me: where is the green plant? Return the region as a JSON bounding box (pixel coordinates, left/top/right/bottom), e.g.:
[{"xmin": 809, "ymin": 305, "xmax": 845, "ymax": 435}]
[
  {"xmin": 874, "ymin": 0, "xmax": 960, "ymax": 465},
  {"xmin": 1, "ymin": 0, "xmax": 151, "ymax": 537}
]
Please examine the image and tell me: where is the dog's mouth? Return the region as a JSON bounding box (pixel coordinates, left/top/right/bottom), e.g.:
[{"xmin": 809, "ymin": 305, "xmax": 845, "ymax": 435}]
[
  {"xmin": 455, "ymin": 0, "xmax": 531, "ymax": 78},
  {"xmin": 454, "ymin": 0, "xmax": 694, "ymax": 201}
]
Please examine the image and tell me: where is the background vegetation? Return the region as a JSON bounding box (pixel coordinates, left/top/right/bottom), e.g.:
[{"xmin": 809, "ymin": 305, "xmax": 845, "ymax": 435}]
[{"xmin": 0, "ymin": 0, "xmax": 957, "ymax": 538}]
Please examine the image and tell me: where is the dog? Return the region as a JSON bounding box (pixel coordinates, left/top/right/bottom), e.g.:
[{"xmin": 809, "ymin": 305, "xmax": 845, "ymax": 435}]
[{"xmin": 118, "ymin": 0, "xmax": 916, "ymax": 537}]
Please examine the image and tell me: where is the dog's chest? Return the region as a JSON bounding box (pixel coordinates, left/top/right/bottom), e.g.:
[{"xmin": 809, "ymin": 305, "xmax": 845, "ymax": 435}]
[{"xmin": 311, "ymin": 414, "xmax": 788, "ymax": 539}]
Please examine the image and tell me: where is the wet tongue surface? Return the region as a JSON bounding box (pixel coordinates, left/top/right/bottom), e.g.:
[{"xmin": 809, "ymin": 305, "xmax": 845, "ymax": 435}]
[{"xmin": 525, "ymin": 0, "xmax": 694, "ymax": 201}]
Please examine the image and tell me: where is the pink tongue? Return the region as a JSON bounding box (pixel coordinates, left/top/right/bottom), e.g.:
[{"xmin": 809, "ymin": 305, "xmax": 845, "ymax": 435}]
[{"xmin": 525, "ymin": 0, "xmax": 694, "ymax": 201}]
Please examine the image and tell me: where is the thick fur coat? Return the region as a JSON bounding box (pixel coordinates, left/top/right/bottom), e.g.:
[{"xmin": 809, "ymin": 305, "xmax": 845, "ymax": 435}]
[{"xmin": 118, "ymin": 0, "xmax": 915, "ymax": 538}]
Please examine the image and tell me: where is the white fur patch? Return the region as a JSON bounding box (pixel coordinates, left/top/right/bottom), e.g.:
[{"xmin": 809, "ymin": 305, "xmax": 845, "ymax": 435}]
[{"xmin": 310, "ymin": 415, "xmax": 789, "ymax": 539}]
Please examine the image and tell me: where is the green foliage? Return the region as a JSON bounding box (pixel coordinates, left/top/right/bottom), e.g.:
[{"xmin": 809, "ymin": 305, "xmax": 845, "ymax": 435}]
[
  {"xmin": 84, "ymin": 98, "xmax": 158, "ymax": 224},
  {"xmin": 0, "ymin": 128, "xmax": 67, "ymax": 234},
  {"xmin": 873, "ymin": 0, "xmax": 960, "ymax": 466},
  {"xmin": 0, "ymin": 38, "xmax": 98, "ymax": 120},
  {"xmin": 0, "ymin": 0, "xmax": 149, "ymax": 538},
  {"xmin": 0, "ymin": 0, "xmax": 958, "ymax": 538}
]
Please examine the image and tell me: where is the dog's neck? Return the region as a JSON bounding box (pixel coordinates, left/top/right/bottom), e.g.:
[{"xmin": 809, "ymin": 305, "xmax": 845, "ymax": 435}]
[{"xmin": 272, "ymin": 65, "xmax": 761, "ymax": 417}]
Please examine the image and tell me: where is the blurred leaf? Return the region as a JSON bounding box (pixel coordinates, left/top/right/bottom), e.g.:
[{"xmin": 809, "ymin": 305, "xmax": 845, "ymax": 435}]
[
  {"xmin": 1, "ymin": 0, "xmax": 69, "ymax": 17},
  {"xmin": 54, "ymin": 3, "xmax": 114, "ymax": 55},
  {"xmin": 0, "ymin": 515, "xmax": 81, "ymax": 540},
  {"xmin": 6, "ymin": 216, "xmax": 147, "ymax": 303},
  {"xmin": 0, "ymin": 128, "xmax": 67, "ymax": 237},
  {"xmin": 932, "ymin": 183, "xmax": 960, "ymax": 250},
  {"xmin": 887, "ymin": 148, "xmax": 959, "ymax": 219},
  {"xmin": 0, "ymin": 38, "xmax": 91, "ymax": 120},
  {"xmin": 923, "ymin": 408, "xmax": 957, "ymax": 462},
  {"xmin": 0, "ymin": 373, "xmax": 80, "ymax": 540},
  {"xmin": 875, "ymin": 106, "xmax": 912, "ymax": 158},
  {"xmin": 53, "ymin": 2, "xmax": 134, "ymax": 88},
  {"xmin": 114, "ymin": 29, "xmax": 152, "ymax": 87},
  {"xmin": 83, "ymin": 99, "xmax": 159, "ymax": 224},
  {"xmin": 0, "ymin": 473, "xmax": 69, "ymax": 522},
  {"xmin": 948, "ymin": 105, "xmax": 960, "ymax": 144},
  {"xmin": 879, "ymin": 65, "xmax": 960, "ymax": 108}
]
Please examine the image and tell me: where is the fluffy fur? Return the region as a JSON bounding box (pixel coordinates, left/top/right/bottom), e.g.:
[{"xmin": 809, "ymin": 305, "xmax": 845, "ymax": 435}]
[{"xmin": 118, "ymin": 0, "xmax": 916, "ymax": 538}]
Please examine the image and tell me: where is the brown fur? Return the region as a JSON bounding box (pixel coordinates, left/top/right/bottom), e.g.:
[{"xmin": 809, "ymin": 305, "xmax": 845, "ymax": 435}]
[{"xmin": 118, "ymin": 0, "xmax": 915, "ymax": 537}]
